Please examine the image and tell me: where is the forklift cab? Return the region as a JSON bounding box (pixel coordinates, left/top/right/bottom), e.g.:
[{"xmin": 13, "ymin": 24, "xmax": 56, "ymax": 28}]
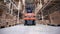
[{"xmin": 26, "ymin": 7, "xmax": 33, "ymax": 13}]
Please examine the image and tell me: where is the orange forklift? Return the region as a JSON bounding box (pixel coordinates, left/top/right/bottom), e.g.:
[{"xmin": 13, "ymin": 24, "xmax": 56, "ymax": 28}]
[{"xmin": 24, "ymin": 7, "xmax": 36, "ymax": 25}]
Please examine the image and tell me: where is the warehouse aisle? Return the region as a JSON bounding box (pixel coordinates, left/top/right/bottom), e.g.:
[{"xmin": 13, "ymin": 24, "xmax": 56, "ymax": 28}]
[{"xmin": 0, "ymin": 24, "xmax": 60, "ymax": 34}]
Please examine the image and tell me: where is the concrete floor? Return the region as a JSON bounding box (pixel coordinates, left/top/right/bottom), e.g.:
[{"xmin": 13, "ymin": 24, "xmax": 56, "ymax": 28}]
[{"xmin": 0, "ymin": 24, "xmax": 60, "ymax": 34}]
